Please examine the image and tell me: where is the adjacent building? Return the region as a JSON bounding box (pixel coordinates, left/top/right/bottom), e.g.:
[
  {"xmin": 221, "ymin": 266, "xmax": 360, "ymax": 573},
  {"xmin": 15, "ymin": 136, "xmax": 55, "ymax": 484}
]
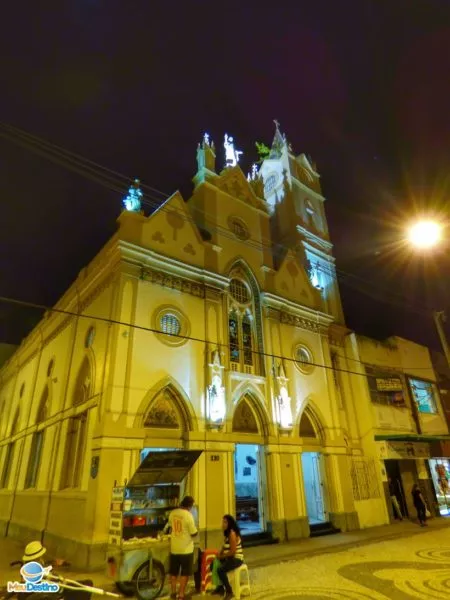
[
  {"xmin": 0, "ymin": 124, "xmax": 448, "ymax": 567},
  {"xmin": 344, "ymin": 335, "xmax": 450, "ymax": 522}
]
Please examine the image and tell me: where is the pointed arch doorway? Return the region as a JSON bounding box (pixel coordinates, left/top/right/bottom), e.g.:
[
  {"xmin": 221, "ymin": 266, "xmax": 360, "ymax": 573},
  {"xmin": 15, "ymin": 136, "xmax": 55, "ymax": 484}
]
[
  {"xmin": 299, "ymin": 409, "xmax": 327, "ymax": 524},
  {"xmin": 232, "ymin": 394, "xmax": 267, "ymax": 536},
  {"xmin": 140, "ymin": 383, "xmax": 193, "ymax": 489}
]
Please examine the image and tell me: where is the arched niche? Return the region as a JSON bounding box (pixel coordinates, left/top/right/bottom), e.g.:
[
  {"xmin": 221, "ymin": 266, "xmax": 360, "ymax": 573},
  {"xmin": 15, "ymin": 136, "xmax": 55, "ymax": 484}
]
[
  {"xmin": 36, "ymin": 387, "xmax": 49, "ymax": 423},
  {"xmin": 143, "ymin": 385, "xmax": 191, "ymax": 433},
  {"xmin": 232, "ymin": 394, "xmax": 266, "ymax": 435},
  {"xmin": 73, "ymin": 357, "xmax": 93, "ymax": 407},
  {"xmin": 299, "ymin": 407, "xmax": 324, "ymax": 445}
]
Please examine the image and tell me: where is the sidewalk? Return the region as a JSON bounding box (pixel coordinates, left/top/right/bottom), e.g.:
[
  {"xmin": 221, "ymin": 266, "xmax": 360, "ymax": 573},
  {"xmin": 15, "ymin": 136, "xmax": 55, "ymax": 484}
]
[{"xmin": 1, "ymin": 518, "xmax": 449, "ymax": 588}]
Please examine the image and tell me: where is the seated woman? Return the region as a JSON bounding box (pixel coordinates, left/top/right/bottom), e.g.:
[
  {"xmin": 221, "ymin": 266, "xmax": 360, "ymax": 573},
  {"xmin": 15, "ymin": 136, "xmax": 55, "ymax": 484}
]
[{"xmin": 211, "ymin": 515, "xmax": 244, "ymax": 600}]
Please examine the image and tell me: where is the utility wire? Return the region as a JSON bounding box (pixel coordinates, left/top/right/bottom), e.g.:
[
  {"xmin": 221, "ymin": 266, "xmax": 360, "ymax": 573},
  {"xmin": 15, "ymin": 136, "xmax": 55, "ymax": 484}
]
[
  {"xmin": 0, "ymin": 122, "xmax": 436, "ymax": 320},
  {"xmin": 0, "ymin": 295, "xmax": 438, "ymax": 374}
]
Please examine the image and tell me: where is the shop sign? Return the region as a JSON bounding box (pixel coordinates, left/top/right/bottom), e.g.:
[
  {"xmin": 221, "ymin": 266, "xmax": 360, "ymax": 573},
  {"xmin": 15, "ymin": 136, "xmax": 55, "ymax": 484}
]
[
  {"xmin": 112, "ymin": 487, "xmax": 125, "ymax": 502},
  {"xmin": 375, "ymin": 378, "xmax": 403, "ymax": 392},
  {"xmin": 108, "ymin": 510, "xmax": 123, "ymax": 546},
  {"xmin": 109, "ymin": 488, "xmax": 125, "ymax": 546},
  {"xmin": 378, "ymin": 441, "xmax": 430, "ymax": 459}
]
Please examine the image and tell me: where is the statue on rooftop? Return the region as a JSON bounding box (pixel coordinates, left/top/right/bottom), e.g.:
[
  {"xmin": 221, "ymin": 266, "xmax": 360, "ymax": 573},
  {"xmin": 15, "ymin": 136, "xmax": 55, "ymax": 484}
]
[{"xmin": 224, "ymin": 134, "xmax": 243, "ymax": 168}]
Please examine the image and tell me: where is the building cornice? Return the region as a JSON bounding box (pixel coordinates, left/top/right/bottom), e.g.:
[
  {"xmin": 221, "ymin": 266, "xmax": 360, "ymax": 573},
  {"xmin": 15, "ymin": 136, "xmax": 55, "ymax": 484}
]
[
  {"xmin": 118, "ymin": 240, "xmax": 230, "ymax": 292},
  {"xmin": 262, "ymin": 292, "xmax": 334, "ymax": 332},
  {"xmin": 299, "ymin": 233, "xmax": 335, "ymax": 260}
]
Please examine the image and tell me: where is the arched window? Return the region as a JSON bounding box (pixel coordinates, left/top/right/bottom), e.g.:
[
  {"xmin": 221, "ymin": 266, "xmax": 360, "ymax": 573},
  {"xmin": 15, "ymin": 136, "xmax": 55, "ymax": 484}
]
[
  {"xmin": 229, "ymin": 310, "xmax": 240, "ymax": 363},
  {"xmin": 60, "ymin": 360, "xmax": 91, "ymax": 489},
  {"xmin": 227, "ymin": 268, "xmax": 263, "ymax": 375},
  {"xmin": 0, "ymin": 409, "xmax": 20, "ymax": 489},
  {"xmin": 25, "ymin": 387, "xmax": 48, "ymax": 489},
  {"xmin": 242, "ymin": 312, "xmax": 253, "ymax": 366}
]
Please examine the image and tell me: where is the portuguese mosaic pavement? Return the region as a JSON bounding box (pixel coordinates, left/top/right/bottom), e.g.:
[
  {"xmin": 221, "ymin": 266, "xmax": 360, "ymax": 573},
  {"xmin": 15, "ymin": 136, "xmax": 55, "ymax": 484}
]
[{"xmin": 249, "ymin": 526, "xmax": 450, "ymax": 599}]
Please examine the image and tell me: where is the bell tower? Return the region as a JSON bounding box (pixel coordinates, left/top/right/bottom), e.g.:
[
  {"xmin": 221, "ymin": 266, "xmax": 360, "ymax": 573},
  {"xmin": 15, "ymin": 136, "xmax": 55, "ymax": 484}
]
[
  {"xmin": 259, "ymin": 121, "xmax": 345, "ymax": 323},
  {"xmin": 193, "ymin": 133, "xmax": 217, "ymax": 187}
]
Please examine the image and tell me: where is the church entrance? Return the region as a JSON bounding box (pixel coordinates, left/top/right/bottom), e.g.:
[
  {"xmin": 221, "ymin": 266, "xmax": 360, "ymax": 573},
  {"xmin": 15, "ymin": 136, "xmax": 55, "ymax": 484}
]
[
  {"xmin": 299, "ymin": 409, "xmax": 327, "ymax": 524},
  {"xmin": 301, "ymin": 452, "xmax": 325, "ymax": 524},
  {"xmin": 232, "ymin": 394, "xmax": 268, "ymax": 537},
  {"xmin": 234, "ymin": 444, "xmax": 265, "ymax": 535}
]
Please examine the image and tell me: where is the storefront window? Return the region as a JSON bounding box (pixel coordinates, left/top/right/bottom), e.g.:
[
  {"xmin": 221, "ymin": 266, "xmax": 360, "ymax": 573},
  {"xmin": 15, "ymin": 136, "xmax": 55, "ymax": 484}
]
[
  {"xmin": 409, "ymin": 379, "xmax": 437, "ymax": 414},
  {"xmin": 429, "ymin": 458, "xmax": 450, "ymax": 516}
]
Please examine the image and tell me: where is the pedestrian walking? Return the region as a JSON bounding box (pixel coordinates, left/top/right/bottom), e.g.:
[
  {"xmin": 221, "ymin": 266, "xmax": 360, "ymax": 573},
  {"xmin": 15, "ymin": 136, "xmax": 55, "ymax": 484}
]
[{"xmin": 412, "ymin": 484, "xmax": 427, "ymax": 527}]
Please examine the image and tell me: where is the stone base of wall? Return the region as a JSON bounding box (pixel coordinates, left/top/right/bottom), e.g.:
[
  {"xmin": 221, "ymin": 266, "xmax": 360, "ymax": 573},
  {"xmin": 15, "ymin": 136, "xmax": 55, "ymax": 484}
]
[
  {"xmin": 2, "ymin": 521, "xmax": 106, "ymax": 570},
  {"xmin": 43, "ymin": 531, "xmax": 107, "ymax": 571},
  {"xmin": 7, "ymin": 521, "xmax": 43, "ymax": 544},
  {"xmin": 267, "ymin": 517, "xmax": 310, "ymax": 542},
  {"xmin": 329, "ymin": 511, "xmax": 360, "ymax": 532},
  {"xmin": 286, "ymin": 517, "xmax": 310, "ymax": 540}
]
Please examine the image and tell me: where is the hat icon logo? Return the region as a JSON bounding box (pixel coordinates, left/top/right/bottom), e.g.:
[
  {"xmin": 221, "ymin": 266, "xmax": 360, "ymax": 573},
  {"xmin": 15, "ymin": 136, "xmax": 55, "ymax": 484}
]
[{"xmin": 20, "ymin": 562, "xmax": 51, "ymax": 584}]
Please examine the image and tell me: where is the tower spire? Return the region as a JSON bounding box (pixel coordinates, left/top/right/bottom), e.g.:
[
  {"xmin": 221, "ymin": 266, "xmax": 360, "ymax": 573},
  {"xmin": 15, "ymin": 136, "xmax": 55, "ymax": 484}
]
[{"xmin": 270, "ymin": 119, "xmax": 287, "ymax": 158}]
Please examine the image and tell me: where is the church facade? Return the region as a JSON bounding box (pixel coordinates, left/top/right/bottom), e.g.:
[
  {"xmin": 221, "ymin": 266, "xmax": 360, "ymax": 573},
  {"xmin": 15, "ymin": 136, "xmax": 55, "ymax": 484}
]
[{"xmin": 0, "ymin": 124, "xmax": 398, "ymax": 567}]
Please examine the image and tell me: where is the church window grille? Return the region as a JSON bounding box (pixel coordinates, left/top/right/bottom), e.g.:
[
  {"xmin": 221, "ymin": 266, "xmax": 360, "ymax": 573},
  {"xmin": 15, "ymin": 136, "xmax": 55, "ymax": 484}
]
[
  {"xmin": 160, "ymin": 313, "xmax": 181, "ymax": 337},
  {"xmin": 230, "ymin": 218, "xmax": 250, "ymax": 241},
  {"xmin": 294, "ymin": 345, "xmax": 314, "ymax": 374},
  {"xmin": 230, "ymin": 279, "xmax": 250, "ymax": 304},
  {"xmin": 264, "ymin": 174, "xmax": 277, "ymax": 195}
]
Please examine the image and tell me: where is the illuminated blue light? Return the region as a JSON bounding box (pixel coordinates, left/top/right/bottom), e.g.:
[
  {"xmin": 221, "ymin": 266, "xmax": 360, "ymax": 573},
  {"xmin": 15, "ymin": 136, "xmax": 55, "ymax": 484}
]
[{"xmin": 123, "ymin": 179, "xmax": 143, "ymax": 212}]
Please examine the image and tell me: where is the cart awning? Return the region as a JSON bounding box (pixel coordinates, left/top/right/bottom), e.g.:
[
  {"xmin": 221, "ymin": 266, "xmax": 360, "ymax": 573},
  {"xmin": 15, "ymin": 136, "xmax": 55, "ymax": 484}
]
[{"xmin": 127, "ymin": 450, "xmax": 202, "ymax": 487}]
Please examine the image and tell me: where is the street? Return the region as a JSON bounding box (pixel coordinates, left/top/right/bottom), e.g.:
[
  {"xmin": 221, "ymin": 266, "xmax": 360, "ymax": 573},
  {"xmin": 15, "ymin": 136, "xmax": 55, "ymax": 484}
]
[
  {"xmin": 2, "ymin": 521, "xmax": 450, "ymax": 599},
  {"xmin": 250, "ymin": 525, "xmax": 450, "ymax": 599}
]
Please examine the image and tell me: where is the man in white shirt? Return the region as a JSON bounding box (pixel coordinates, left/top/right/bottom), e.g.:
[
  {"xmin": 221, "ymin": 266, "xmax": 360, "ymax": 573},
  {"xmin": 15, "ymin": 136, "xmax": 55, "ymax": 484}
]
[{"xmin": 164, "ymin": 495, "xmax": 198, "ymax": 600}]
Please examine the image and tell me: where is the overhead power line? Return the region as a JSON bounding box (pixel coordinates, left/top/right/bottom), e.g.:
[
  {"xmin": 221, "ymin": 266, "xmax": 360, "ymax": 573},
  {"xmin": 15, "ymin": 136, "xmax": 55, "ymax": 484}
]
[
  {"xmin": 0, "ymin": 122, "xmax": 435, "ymax": 321},
  {"xmin": 0, "ymin": 295, "xmax": 438, "ymax": 374}
]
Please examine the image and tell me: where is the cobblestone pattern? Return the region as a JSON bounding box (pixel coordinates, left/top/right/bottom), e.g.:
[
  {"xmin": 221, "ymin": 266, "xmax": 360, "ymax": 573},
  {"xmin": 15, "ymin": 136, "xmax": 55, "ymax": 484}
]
[{"xmin": 249, "ymin": 528, "xmax": 450, "ymax": 599}]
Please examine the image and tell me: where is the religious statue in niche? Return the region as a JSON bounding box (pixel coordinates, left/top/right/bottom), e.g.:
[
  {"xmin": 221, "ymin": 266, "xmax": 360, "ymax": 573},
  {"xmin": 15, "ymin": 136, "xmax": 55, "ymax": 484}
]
[
  {"xmin": 304, "ymin": 258, "xmax": 322, "ymax": 290},
  {"xmin": 207, "ymin": 349, "xmax": 226, "ymax": 425},
  {"xmin": 273, "ymin": 361, "xmax": 293, "ymax": 430},
  {"xmin": 123, "ymin": 179, "xmax": 143, "ymax": 212},
  {"xmin": 224, "ymin": 134, "xmax": 243, "ymax": 168}
]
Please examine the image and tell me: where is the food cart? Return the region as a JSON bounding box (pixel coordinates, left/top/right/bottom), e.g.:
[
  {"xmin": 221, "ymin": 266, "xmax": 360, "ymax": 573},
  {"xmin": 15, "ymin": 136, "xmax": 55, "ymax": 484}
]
[{"xmin": 106, "ymin": 450, "xmax": 202, "ymax": 600}]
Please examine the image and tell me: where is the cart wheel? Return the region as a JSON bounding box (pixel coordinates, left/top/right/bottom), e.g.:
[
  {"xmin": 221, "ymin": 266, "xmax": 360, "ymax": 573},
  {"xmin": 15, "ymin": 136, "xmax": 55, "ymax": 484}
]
[
  {"xmin": 133, "ymin": 560, "xmax": 165, "ymax": 600},
  {"xmin": 115, "ymin": 581, "xmax": 136, "ymax": 597}
]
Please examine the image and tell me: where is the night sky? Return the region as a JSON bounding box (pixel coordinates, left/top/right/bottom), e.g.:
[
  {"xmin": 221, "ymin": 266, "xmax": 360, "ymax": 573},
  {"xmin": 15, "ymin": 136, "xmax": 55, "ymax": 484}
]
[{"xmin": 1, "ymin": 0, "xmax": 449, "ymax": 350}]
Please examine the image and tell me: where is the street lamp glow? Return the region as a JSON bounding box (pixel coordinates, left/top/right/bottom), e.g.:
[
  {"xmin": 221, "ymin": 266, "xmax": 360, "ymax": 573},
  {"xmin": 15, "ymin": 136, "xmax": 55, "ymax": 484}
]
[{"xmin": 407, "ymin": 220, "xmax": 442, "ymax": 249}]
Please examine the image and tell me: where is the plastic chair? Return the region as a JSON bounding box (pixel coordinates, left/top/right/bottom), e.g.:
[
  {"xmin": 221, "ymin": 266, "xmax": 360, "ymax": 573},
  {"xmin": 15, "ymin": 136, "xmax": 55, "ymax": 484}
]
[
  {"xmin": 229, "ymin": 564, "xmax": 251, "ymax": 599},
  {"xmin": 201, "ymin": 549, "xmax": 219, "ymax": 594}
]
